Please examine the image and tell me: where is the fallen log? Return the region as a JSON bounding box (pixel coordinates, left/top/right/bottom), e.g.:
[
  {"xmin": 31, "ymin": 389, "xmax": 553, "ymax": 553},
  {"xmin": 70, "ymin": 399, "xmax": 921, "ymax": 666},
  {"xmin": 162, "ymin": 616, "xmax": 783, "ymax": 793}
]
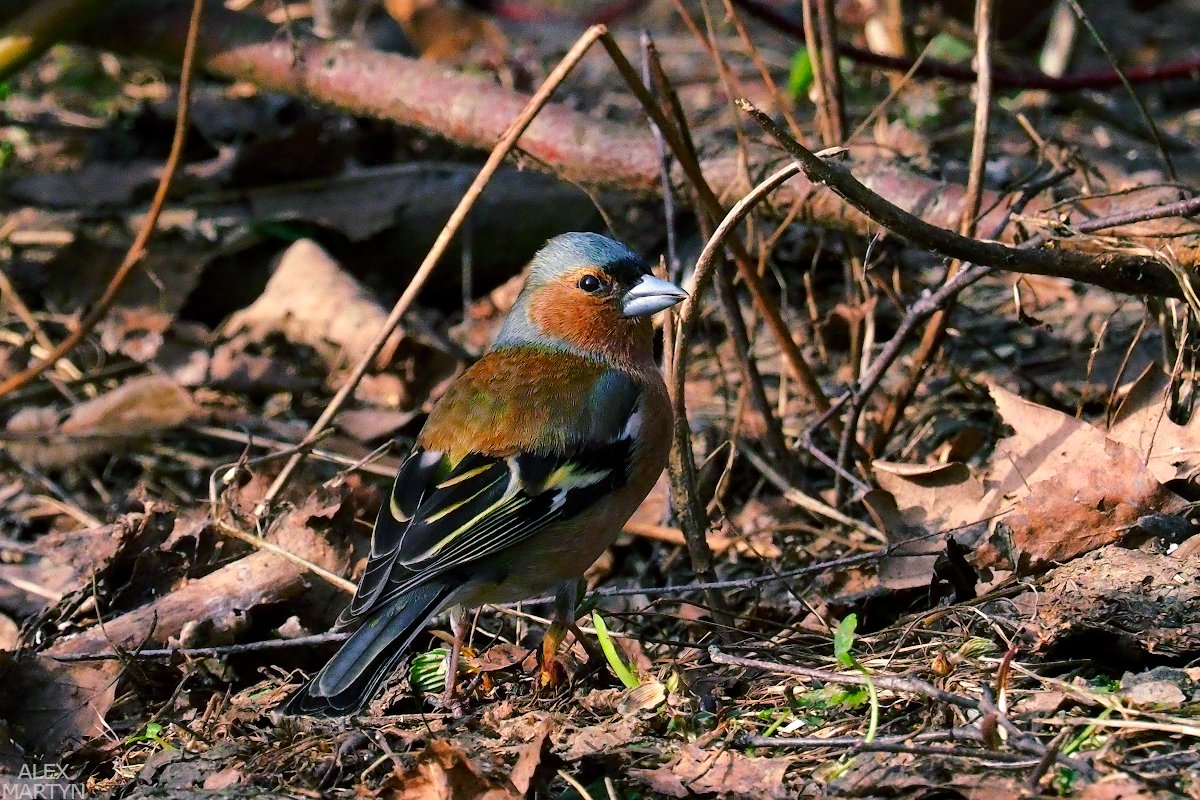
[{"xmin": 4, "ymin": 0, "xmax": 1198, "ymax": 295}]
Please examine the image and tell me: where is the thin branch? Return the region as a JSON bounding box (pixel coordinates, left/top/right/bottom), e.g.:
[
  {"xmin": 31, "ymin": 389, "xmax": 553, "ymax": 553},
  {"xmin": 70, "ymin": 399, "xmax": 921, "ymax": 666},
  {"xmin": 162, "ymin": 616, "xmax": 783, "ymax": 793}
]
[
  {"xmin": 610, "ymin": 34, "xmax": 832, "ymax": 413},
  {"xmin": 730, "ymin": 0, "xmax": 1200, "ymax": 92},
  {"xmin": 865, "ymin": 0, "xmax": 994, "ymax": 461},
  {"xmin": 737, "ymin": 100, "xmax": 1179, "ymax": 297}
]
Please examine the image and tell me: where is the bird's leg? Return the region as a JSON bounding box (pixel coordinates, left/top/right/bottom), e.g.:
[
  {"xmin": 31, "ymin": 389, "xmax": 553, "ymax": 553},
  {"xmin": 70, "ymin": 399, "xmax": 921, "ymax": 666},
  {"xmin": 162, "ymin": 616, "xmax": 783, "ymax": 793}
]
[
  {"xmin": 540, "ymin": 580, "xmax": 580, "ymax": 687},
  {"xmin": 443, "ymin": 606, "xmax": 467, "ymax": 712}
]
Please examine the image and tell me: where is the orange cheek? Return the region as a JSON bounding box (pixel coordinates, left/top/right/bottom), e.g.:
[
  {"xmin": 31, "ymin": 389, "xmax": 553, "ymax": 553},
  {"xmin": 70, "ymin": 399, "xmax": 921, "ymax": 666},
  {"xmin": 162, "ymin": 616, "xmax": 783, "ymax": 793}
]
[{"xmin": 528, "ymin": 283, "xmax": 619, "ymax": 350}]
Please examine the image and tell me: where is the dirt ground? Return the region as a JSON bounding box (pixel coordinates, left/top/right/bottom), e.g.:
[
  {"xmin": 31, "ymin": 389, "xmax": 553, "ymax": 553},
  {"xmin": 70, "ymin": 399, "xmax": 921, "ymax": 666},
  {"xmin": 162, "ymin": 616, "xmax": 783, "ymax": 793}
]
[{"xmin": 0, "ymin": 0, "xmax": 1199, "ymax": 797}]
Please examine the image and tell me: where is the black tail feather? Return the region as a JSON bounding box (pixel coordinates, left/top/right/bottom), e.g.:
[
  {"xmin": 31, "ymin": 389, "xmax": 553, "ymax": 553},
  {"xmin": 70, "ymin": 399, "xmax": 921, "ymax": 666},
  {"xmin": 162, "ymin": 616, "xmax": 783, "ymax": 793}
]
[{"xmin": 281, "ymin": 581, "xmax": 451, "ymax": 716}]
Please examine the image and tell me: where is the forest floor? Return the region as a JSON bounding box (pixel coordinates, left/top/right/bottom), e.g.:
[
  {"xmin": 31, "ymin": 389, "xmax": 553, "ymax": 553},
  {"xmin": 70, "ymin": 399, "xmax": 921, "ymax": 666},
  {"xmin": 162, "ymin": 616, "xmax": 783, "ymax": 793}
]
[{"xmin": 1, "ymin": 0, "xmax": 1199, "ymax": 797}]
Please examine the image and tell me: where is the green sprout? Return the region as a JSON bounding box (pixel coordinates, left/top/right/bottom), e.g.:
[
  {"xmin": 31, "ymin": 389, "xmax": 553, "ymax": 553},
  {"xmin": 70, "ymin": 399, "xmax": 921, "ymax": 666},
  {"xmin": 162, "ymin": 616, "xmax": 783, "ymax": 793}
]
[
  {"xmin": 591, "ymin": 610, "xmax": 639, "ymax": 689},
  {"xmin": 126, "ymin": 722, "xmax": 176, "ymax": 751},
  {"xmin": 787, "ymin": 48, "xmax": 814, "ymax": 99},
  {"xmin": 409, "ymin": 647, "xmax": 452, "ymax": 694},
  {"xmin": 834, "ymin": 614, "xmax": 879, "ymax": 744}
]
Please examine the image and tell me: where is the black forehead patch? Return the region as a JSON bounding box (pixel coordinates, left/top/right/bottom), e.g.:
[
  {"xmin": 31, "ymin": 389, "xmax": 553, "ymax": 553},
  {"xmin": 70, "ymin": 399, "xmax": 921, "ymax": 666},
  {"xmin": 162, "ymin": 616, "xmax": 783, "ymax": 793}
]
[{"xmin": 600, "ymin": 255, "xmax": 652, "ymax": 285}]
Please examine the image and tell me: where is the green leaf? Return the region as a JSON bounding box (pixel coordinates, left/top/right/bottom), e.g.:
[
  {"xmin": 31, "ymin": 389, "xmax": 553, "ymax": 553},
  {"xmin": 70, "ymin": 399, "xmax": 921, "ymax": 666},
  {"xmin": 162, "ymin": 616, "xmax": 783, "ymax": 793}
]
[
  {"xmin": 592, "ymin": 611, "xmax": 639, "ymax": 689},
  {"xmin": 926, "ymin": 32, "xmax": 974, "ymax": 64},
  {"xmin": 833, "ymin": 614, "xmax": 858, "ymax": 667},
  {"xmin": 787, "ymin": 48, "xmax": 814, "ymax": 99}
]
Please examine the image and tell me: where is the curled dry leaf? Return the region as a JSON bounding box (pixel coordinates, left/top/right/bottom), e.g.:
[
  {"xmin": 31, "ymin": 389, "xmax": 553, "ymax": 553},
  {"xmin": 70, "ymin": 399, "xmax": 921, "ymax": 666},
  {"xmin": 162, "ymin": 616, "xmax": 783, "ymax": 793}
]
[
  {"xmin": 632, "ymin": 744, "xmax": 794, "ymax": 800},
  {"xmin": 617, "ymin": 679, "xmax": 666, "ymax": 715},
  {"xmin": 220, "ymin": 239, "xmax": 400, "ymax": 371},
  {"xmin": 0, "ymin": 653, "xmax": 119, "ymax": 757},
  {"xmin": 871, "ymin": 384, "xmax": 1186, "ymax": 583},
  {"xmin": 5, "ymin": 374, "xmax": 196, "ymax": 468}
]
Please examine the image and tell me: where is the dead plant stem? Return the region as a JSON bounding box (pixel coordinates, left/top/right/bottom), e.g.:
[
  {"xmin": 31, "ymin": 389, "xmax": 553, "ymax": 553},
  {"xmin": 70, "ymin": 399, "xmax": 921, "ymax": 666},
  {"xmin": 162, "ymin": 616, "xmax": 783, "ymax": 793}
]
[{"xmin": 867, "ymin": 0, "xmax": 994, "ymax": 462}]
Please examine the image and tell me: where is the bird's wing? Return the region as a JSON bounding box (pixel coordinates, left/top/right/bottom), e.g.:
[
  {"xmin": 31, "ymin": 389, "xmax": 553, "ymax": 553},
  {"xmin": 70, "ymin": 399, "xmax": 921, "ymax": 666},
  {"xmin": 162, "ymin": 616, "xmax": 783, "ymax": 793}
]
[{"xmin": 338, "ymin": 367, "xmax": 643, "ymax": 626}]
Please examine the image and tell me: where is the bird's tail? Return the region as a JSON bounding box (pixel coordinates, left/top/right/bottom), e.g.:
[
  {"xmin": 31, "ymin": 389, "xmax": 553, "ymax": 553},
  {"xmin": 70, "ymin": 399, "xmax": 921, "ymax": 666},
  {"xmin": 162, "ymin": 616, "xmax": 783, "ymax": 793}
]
[{"xmin": 281, "ymin": 582, "xmax": 451, "ymax": 716}]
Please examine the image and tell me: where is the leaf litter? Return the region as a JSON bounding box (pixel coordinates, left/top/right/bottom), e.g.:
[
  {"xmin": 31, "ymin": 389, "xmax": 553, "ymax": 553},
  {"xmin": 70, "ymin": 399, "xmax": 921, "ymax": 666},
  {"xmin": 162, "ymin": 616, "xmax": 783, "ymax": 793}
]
[{"xmin": 1, "ymin": 1, "xmax": 1200, "ymax": 798}]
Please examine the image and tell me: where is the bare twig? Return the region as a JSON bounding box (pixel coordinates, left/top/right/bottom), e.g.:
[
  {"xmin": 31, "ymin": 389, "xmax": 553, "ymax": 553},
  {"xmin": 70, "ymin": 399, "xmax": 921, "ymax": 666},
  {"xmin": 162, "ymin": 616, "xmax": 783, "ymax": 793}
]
[
  {"xmin": 739, "ymin": 443, "xmax": 886, "ymax": 542},
  {"xmin": 213, "ymin": 519, "xmax": 356, "ymax": 594},
  {"xmin": 710, "ymin": 647, "xmax": 980, "ymax": 709},
  {"xmin": 1064, "ymin": 0, "xmax": 1176, "ymax": 182},
  {"xmin": 867, "ymin": 0, "xmax": 994, "ymax": 461},
  {"xmin": 604, "ymin": 36, "xmax": 832, "ymax": 415},
  {"xmin": 0, "ymin": 0, "xmax": 204, "ymax": 399},
  {"xmin": 737, "ymin": 100, "xmax": 1177, "ymax": 296}
]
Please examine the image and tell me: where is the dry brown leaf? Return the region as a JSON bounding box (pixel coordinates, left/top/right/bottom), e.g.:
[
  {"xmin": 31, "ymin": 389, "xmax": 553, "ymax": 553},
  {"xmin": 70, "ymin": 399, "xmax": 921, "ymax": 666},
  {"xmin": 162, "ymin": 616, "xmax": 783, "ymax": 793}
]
[
  {"xmin": 0, "ymin": 653, "xmax": 119, "ymax": 757},
  {"xmin": 509, "ymin": 718, "xmax": 556, "ymax": 797},
  {"xmin": 6, "ymin": 375, "xmax": 196, "ymax": 468},
  {"xmin": 978, "ymin": 385, "xmax": 1185, "ymax": 570},
  {"xmin": 871, "ymin": 385, "xmax": 1185, "ymax": 580},
  {"xmin": 60, "ymin": 375, "xmax": 195, "ymax": 437},
  {"xmin": 869, "ymin": 462, "xmax": 988, "ymax": 590},
  {"xmin": 44, "ymin": 490, "xmax": 362, "ymax": 657},
  {"xmin": 632, "ymin": 745, "xmax": 793, "ymax": 800},
  {"xmin": 221, "ymin": 239, "xmax": 400, "ymax": 371},
  {"xmin": 391, "ymin": 739, "xmax": 519, "ymax": 800},
  {"xmin": 1108, "ymin": 367, "xmax": 1200, "ymax": 483},
  {"xmin": 552, "ymin": 715, "xmax": 640, "ymax": 761}
]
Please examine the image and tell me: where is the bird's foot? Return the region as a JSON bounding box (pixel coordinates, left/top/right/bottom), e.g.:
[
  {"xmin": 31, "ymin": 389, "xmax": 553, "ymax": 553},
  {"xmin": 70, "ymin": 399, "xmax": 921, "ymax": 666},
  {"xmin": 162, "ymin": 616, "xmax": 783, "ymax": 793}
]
[{"xmin": 538, "ymin": 620, "xmax": 569, "ymax": 689}]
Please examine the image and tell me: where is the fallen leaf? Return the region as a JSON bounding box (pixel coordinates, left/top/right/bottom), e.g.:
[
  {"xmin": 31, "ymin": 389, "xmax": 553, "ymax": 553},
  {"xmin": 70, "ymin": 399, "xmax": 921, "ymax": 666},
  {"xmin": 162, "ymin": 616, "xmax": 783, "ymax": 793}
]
[
  {"xmin": 553, "ymin": 715, "xmax": 640, "ymax": 761},
  {"xmin": 868, "ymin": 463, "xmax": 988, "ymax": 590},
  {"xmin": 1118, "ymin": 667, "xmax": 1194, "ymax": 710},
  {"xmin": 632, "ymin": 745, "xmax": 794, "ymax": 800},
  {"xmin": 59, "ymin": 375, "xmax": 196, "ymax": 437},
  {"xmin": 978, "ymin": 385, "xmax": 1184, "ymax": 571},
  {"xmin": 870, "ymin": 384, "xmax": 1186, "ymax": 580},
  {"xmin": 509, "ymin": 718, "xmax": 556, "ymax": 797},
  {"xmin": 1108, "ymin": 366, "xmax": 1200, "ymax": 483},
  {"xmin": 391, "ymin": 739, "xmax": 519, "ymax": 800},
  {"xmin": 6, "ymin": 375, "xmax": 196, "ymax": 468},
  {"xmin": 221, "ymin": 239, "xmax": 400, "ymax": 371},
  {"xmin": 0, "ymin": 653, "xmax": 119, "ymax": 757}
]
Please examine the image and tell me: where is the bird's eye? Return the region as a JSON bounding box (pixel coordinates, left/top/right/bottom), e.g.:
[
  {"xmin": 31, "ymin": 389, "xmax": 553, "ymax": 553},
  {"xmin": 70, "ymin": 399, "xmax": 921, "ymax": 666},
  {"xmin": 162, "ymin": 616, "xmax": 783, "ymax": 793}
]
[{"xmin": 577, "ymin": 274, "xmax": 604, "ymax": 293}]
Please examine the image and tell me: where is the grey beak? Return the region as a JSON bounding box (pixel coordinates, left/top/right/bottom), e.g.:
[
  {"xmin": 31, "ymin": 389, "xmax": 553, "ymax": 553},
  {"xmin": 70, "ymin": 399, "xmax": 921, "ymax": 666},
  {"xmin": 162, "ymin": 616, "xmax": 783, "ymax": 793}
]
[{"xmin": 621, "ymin": 274, "xmax": 688, "ymax": 317}]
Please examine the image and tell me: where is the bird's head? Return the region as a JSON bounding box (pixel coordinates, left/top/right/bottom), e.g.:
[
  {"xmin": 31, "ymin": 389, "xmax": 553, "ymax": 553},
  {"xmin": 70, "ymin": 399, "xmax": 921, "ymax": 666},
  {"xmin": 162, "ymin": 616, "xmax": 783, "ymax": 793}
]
[{"xmin": 493, "ymin": 232, "xmax": 686, "ymax": 367}]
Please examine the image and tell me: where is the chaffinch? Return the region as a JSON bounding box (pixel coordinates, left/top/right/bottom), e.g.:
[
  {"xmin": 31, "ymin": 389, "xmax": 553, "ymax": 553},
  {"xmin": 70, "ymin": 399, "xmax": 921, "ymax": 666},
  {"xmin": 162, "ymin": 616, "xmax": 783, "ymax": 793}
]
[{"xmin": 284, "ymin": 232, "xmax": 686, "ymax": 716}]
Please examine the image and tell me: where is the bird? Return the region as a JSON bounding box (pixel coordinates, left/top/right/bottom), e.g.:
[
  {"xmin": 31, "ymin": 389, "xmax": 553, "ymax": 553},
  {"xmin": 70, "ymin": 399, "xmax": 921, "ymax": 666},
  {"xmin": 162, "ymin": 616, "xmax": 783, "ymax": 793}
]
[{"xmin": 283, "ymin": 232, "xmax": 687, "ymax": 716}]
